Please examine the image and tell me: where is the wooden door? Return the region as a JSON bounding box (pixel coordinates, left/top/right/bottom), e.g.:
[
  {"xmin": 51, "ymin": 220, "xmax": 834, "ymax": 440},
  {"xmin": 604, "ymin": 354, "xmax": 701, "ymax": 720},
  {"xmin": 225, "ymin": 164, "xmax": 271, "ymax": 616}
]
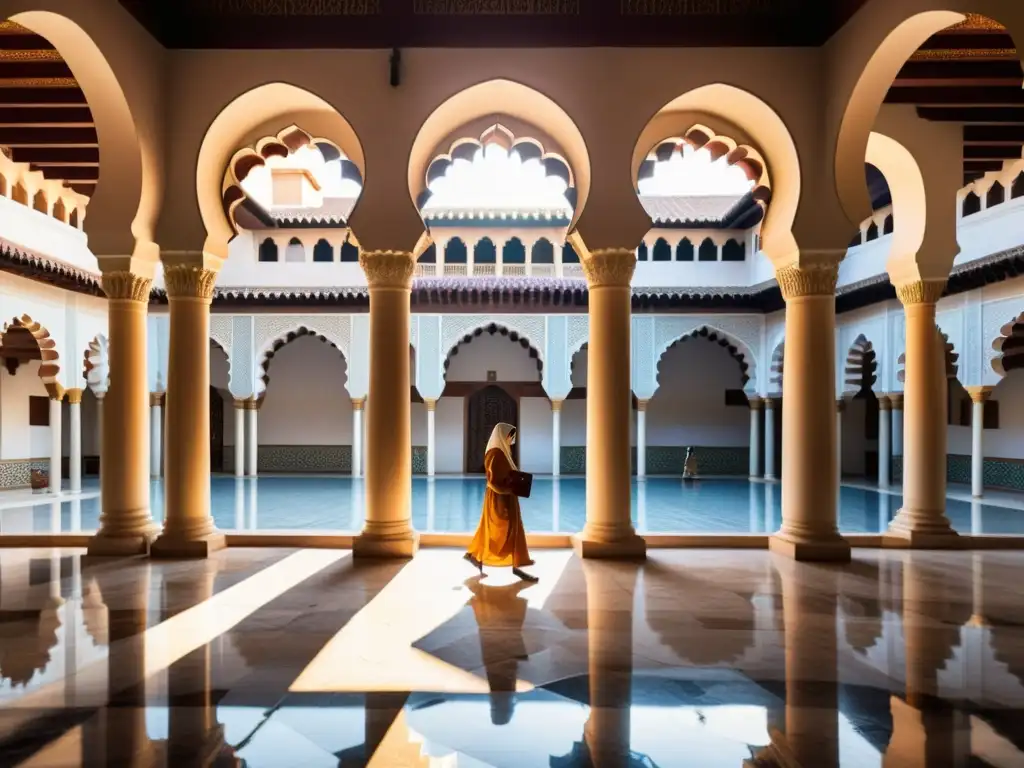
[
  {"xmin": 466, "ymin": 385, "xmax": 517, "ymax": 473},
  {"xmin": 210, "ymin": 386, "xmax": 224, "ymax": 473}
]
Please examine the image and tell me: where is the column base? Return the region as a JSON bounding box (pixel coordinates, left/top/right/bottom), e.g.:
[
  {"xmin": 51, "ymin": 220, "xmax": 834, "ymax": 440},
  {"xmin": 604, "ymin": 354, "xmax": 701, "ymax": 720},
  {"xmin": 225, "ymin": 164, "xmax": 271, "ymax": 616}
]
[
  {"xmin": 571, "ymin": 532, "xmax": 647, "ymax": 560},
  {"xmin": 150, "ymin": 531, "xmax": 227, "ymax": 559},
  {"xmin": 87, "ymin": 528, "xmax": 159, "ymax": 557},
  {"xmin": 769, "ymin": 532, "xmax": 851, "ymax": 563},
  {"xmin": 352, "ymin": 530, "xmax": 419, "ymax": 559},
  {"xmin": 883, "ymin": 509, "xmax": 961, "ymax": 549},
  {"xmin": 765, "ymin": 475, "xmax": 778, "ymax": 482}
]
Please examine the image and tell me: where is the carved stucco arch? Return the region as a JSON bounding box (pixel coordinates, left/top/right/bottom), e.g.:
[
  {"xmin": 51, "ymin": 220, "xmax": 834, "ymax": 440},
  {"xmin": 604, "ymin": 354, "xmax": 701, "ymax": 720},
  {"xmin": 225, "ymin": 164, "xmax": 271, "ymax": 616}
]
[
  {"xmin": 253, "ymin": 315, "xmax": 352, "ymax": 397},
  {"xmin": 440, "ymin": 315, "xmax": 546, "ymax": 374},
  {"xmin": 897, "ymin": 327, "xmax": 960, "ymax": 383},
  {"xmin": 990, "ymin": 310, "xmax": 1024, "ymax": 378},
  {"xmin": 1, "ymin": 315, "xmax": 61, "ymax": 389},
  {"xmin": 443, "ymin": 322, "xmax": 545, "ymax": 381},
  {"xmin": 651, "ymin": 318, "xmax": 760, "ymax": 396},
  {"xmin": 83, "ymin": 333, "xmax": 109, "ymax": 396},
  {"xmin": 843, "ymin": 334, "xmax": 878, "ymax": 396},
  {"xmin": 258, "ymin": 327, "xmax": 348, "ymax": 396},
  {"xmin": 769, "ymin": 340, "xmax": 785, "ymax": 396}
]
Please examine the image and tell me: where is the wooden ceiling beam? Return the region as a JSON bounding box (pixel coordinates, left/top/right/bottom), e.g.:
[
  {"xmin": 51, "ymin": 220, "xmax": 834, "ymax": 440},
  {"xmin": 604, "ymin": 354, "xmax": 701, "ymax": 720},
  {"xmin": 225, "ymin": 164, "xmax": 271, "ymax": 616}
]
[
  {"xmin": 0, "ymin": 34, "xmax": 55, "ymax": 51},
  {"xmin": 964, "ymin": 125, "xmax": 1024, "ymax": 144},
  {"xmin": 70, "ymin": 182, "xmax": 96, "ymax": 196},
  {"xmin": 10, "ymin": 146, "xmax": 98, "ymax": 163},
  {"xmin": 0, "ymin": 106, "xmax": 93, "ymax": 126},
  {"xmin": 964, "ymin": 159, "xmax": 1007, "ymax": 174},
  {"xmin": 963, "ymin": 144, "xmax": 1023, "ymax": 160},
  {"xmin": 886, "ymin": 86, "xmax": 1024, "ymax": 105},
  {"xmin": 29, "ymin": 164, "xmax": 98, "ymax": 181},
  {"xmin": 0, "ymin": 88, "xmax": 86, "ymax": 106},
  {"xmin": 0, "ymin": 61, "xmax": 73, "ymax": 79},
  {"xmin": 0, "ymin": 126, "xmax": 97, "ymax": 144},
  {"xmin": 897, "ymin": 60, "xmax": 1023, "ymax": 79},
  {"xmin": 918, "ymin": 32, "xmax": 1014, "ymax": 50},
  {"xmin": 918, "ymin": 106, "xmax": 1024, "ymax": 122}
]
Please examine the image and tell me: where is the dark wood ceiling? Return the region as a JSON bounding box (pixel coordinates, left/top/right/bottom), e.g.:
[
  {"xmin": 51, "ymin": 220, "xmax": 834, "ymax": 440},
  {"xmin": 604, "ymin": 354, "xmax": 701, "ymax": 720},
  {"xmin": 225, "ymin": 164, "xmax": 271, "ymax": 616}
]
[
  {"xmin": 0, "ymin": 21, "xmax": 97, "ymax": 197},
  {"xmin": 116, "ymin": 0, "xmax": 869, "ymax": 48},
  {"xmin": 885, "ymin": 14, "xmax": 1024, "ymax": 185}
]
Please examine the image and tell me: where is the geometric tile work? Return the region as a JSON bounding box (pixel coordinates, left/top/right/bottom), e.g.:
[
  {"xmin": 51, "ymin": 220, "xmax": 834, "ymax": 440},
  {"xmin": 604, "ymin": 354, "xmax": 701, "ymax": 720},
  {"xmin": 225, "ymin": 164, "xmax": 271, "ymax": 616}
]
[
  {"xmin": 892, "ymin": 456, "xmax": 902, "ymax": 483},
  {"xmin": 559, "ymin": 446, "xmax": 749, "ymax": 476},
  {"xmin": 892, "ymin": 454, "xmax": 1024, "ymax": 492},
  {"xmin": 0, "ymin": 459, "xmax": 50, "ymax": 489},
  {"xmin": 217, "ymin": 445, "xmax": 431, "ymax": 474}
]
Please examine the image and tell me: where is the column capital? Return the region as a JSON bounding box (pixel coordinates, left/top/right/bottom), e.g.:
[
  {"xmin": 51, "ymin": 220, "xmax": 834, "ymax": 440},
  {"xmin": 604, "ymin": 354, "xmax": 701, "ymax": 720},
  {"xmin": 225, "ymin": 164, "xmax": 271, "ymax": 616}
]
[
  {"xmin": 65, "ymin": 387, "xmax": 84, "ymax": 405},
  {"xmin": 233, "ymin": 398, "xmax": 247, "ymax": 410},
  {"xmin": 581, "ymin": 248, "xmax": 636, "ymax": 288},
  {"xmin": 748, "ymin": 396, "xmax": 764, "ymax": 411},
  {"xmin": 150, "ymin": 391, "xmax": 165, "ymax": 407},
  {"xmin": 101, "ymin": 271, "xmax": 152, "ymax": 303},
  {"xmin": 351, "ymin": 397, "xmax": 366, "ymax": 411},
  {"xmin": 765, "ymin": 397, "xmax": 778, "ymax": 410},
  {"xmin": 775, "ymin": 262, "xmax": 839, "ymax": 300},
  {"xmin": 164, "ymin": 264, "xmax": 217, "ymax": 302},
  {"xmin": 424, "ymin": 397, "xmax": 437, "ymax": 412},
  {"xmin": 635, "ymin": 398, "xmax": 649, "ymax": 412},
  {"xmin": 888, "ymin": 392, "xmax": 904, "ymax": 409},
  {"xmin": 359, "ymin": 250, "xmax": 416, "ymax": 289},
  {"xmin": 243, "ymin": 397, "xmax": 264, "ymax": 411},
  {"xmin": 895, "ymin": 279, "xmax": 946, "ymax": 307},
  {"xmin": 877, "ymin": 395, "xmax": 892, "ymax": 412},
  {"xmin": 44, "ymin": 382, "xmax": 65, "ymax": 401},
  {"xmin": 965, "ymin": 386, "xmax": 995, "ymax": 404}
]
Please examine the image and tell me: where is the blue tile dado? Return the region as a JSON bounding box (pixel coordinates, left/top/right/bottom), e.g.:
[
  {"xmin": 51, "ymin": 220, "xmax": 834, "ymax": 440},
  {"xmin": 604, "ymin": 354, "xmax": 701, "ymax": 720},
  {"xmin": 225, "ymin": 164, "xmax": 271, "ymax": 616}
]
[
  {"xmin": 558, "ymin": 446, "xmax": 749, "ymax": 476},
  {"xmin": 0, "ymin": 459, "xmax": 52, "ymax": 490},
  {"xmin": 888, "ymin": 455, "xmax": 1023, "ymax": 492}
]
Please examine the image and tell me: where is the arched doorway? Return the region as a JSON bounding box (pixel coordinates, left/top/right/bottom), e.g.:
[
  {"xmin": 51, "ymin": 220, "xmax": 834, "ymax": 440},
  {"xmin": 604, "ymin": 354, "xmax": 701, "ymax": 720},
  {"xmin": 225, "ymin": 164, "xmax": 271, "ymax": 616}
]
[
  {"xmin": 466, "ymin": 385, "xmax": 517, "ymax": 473},
  {"xmin": 210, "ymin": 385, "xmax": 224, "ymax": 472}
]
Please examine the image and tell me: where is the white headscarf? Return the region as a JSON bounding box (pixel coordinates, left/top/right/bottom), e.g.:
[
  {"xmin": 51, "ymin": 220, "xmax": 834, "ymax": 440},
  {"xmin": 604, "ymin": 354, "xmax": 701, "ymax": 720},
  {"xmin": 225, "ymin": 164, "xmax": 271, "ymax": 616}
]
[{"xmin": 484, "ymin": 422, "xmax": 517, "ymax": 470}]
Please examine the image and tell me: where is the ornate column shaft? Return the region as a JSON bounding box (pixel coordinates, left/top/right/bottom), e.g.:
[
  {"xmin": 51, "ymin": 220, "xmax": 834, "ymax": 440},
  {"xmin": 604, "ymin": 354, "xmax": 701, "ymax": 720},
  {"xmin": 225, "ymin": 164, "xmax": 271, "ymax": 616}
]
[
  {"xmin": 966, "ymin": 387, "xmax": 993, "ymax": 499},
  {"xmin": 245, "ymin": 398, "xmax": 259, "ymax": 476},
  {"xmin": 574, "ymin": 249, "xmax": 645, "ymax": 559},
  {"xmin": 425, "ymin": 398, "xmax": 437, "ymax": 477},
  {"xmin": 354, "ymin": 251, "xmax": 418, "ymax": 557},
  {"xmin": 46, "ymin": 384, "xmax": 64, "ymax": 494},
  {"xmin": 151, "ymin": 265, "xmax": 225, "ymax": 558},
  {"xmin": 769, "ymin": 260, "xmax": 850, "ymax": 562},
  {"xmin": 150, "ymin": 392, "xmax": 164, "ymax": 478},
  {"xmin": 551, "ymin": 399, "xmax": 563, "ymax": 477},
  {"xmin": 67, "ymin": 387, "xmax": 83, "ymax": 492},
  {"xmin": 232, "ymin": 399, "xmax": 245, "ymax": 477},
  {"xmin": 636, "ymin": 399, "xmax": 649, "ymax": 479},
  {"xmin": 89, "ymin": 272, "xmax": 158, "ymax": 555},
  {"xmin": 886, "ymin": 281, "xmax": 958, "ymax": 547},
  {"xmin": 748, "ymin": 397, "xmax": 763, "ymax": 479},
  {"xmin": 878, "ymin": 395, "xmax": 892, "ymax": 489},
  {"xmin": 764, "ymin": 398, "xmax": 777, "ymax": 481},
  {"xmin": 351, "ymin": 397, "xmax": 365, "ymax": 478}
]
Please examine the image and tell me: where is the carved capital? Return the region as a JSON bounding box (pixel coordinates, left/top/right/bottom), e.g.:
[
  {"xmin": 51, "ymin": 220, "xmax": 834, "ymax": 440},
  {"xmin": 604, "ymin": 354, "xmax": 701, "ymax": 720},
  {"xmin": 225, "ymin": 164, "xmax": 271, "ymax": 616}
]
[
  {"xmin": 352, "ymin": 397, "xmax": 366, "ymax": 411},
  {"xmin": 360, "ymin": 250, "xmax": 416, "ymax": 289},
  {"xmin": 895, "ymin": 280, "xmax": 946, "ymax": 307},
  {"xmin": 164, "ymin": 264, "xmax": 217, "ymax": 301},
  {"xmin": 775, "ymin": 262, "xmax": 839, "ymax": 300},
  {"xmin": 424, "ymin": 398, "xmax": 437, "ymax": 412},
  {"xmin": 888, "ymin": 393, "xmax": 904, "ymax": 409},
  {"xmin": 44, "ymin": 382, "xmax": 64, "ymax": 401},
  {"xmin": 551, "ymin": 398, "xmax": 564, "ymax": 412},
  {"xmin": 748, "ymin": 397, "xmax": 763, "ymax": 411},
  {"xmin": 65, "ymin": 387, "xmax": 83, "ymax": 405},
  {"xmin": 878, "ymin": 396, "xmax": 892, "ymax": 412},
  {"xmin": 965, "ymin": 386, "xmax": 994, "ymax": 404},
  {"xmin": 150, "ymin": 392, "xmax": 165, "ymax": 407},
  {"xmin": 102, "ymin": 271, "xmax": 152, "ymax": 302},
  {"xmin": 581, "ymin": 248, "xmax": 635, "ymax": 288},
  {"xmin": 765, "ymin": 398, "xmax": 777, "ymax": 410},
  {"xmin": 635, "ymin": 398, "xmax": 649, "ymax": 412},
  {"xmin": 233, "ymin": 398, "xmax": 247, "ymax": 410}
]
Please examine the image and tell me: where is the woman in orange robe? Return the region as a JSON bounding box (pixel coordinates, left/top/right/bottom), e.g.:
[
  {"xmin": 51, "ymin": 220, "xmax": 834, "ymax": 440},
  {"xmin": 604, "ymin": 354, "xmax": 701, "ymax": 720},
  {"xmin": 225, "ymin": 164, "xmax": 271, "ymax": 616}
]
[{"xmin": 464, "ymin": 423, "xmax": 538, "ymax": 582}]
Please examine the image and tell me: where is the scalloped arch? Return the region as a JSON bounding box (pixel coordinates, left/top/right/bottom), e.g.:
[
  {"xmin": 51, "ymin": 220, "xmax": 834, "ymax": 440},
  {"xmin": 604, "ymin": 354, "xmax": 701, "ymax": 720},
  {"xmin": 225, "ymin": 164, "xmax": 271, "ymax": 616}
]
[
  {"xmin": 1, "ymin": 315, "xmax": 60, "ymax": 385},
  {"xmin": 843, "ymin": 334, "xmax": 877, "ymax": 396},
  {"xmin": 83, "ymin": 334, "xmax": 109, "ymax": 394},
  {"xmin": 654, "ymin": 324, "xmax": 757, "ymax": 395},
  {"xmin": 897, "ymin": 327, "xmax": 959, "ymax": 383},
  {"xmin": 643, "ymin": 124, "xmax": 769, "ymax": 190},
  {"xmin": 769, "ymin": 340, "xmax": 785, "ymax": 395},
  {"xmin": 257, "ymin": 326, "xmax": 348, "ymax": 395},
  {"xmin": 443, "ymin": 322, "xmax": 544, "ymax": 380},
  {"xmin": 990, "ymin": 310, "xmax": 1024, "ymax": 377}
]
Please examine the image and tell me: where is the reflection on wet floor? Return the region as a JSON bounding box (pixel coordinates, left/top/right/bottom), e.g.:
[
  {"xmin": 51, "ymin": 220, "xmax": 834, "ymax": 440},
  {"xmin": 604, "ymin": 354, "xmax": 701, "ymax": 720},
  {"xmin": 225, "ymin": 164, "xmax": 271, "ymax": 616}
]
[
  {"xmin": 1, "ymin": 547, "xmax": 1024, "ymax": 766},
  {"xmin": 4, "ymin": 476, "xmax": 1024, "ymax": 536}
]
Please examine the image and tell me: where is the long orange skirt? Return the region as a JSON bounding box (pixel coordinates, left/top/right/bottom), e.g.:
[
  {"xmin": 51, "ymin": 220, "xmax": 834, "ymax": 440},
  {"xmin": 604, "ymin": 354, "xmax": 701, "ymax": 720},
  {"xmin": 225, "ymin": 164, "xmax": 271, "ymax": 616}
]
[{"xmin": 466, "ymin": 448, "xmax": 533, "ymax": 568}]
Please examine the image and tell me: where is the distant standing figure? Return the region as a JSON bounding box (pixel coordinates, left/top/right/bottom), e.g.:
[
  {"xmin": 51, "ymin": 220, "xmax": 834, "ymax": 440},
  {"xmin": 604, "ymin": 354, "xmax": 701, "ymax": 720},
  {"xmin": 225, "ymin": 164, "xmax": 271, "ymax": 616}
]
[
  {"xmin": 683, "ymin": 446, "xmax": 698, "ymax": 481},
  {"xmin": 464, "ymin": 423, "xmax": 538, "ymax": 582}
]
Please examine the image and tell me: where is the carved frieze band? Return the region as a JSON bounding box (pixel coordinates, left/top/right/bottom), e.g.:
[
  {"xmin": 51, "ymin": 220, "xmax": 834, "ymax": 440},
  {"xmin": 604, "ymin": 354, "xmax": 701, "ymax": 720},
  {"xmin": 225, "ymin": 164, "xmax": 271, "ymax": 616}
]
[
  {"xmin": 414, "ymin": 0, "xmax": 578, "ymax": 11},
  {"xmin": 775, "ymin": 263, "xmax": 839, "ymax": 300},
  {"xmin": 895, "ymin": 280, "xmax": 946, "ymax": 307},
  {"xmin": 582, "ymin": 248, "xmax": 636, "ymax": 288},
  {"xmin": 193, "ymin": 0, "xmax": 381, "ymax": 14},
  {"xmin": 360, "ymin": 250, "xmax": 416, "ymax": 289},
  {"xmin": 102, "ymin": 272, "xmax": 152, "ymax": 303},
  {"xmin": 164, "ymin": 265, "xmax": 218, "ymax": 301}
]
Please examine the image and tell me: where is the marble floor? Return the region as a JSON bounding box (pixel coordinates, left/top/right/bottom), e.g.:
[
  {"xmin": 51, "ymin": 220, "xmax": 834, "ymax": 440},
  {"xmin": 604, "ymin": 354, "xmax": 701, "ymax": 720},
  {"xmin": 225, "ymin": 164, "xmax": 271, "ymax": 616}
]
[
  {"xmin": 4, "ymin": 476, "xmax": 1024, "ymax": 536},
  {"xmin": 0, "ymin": 547, "xmax": 1023, "ymax": 766}
]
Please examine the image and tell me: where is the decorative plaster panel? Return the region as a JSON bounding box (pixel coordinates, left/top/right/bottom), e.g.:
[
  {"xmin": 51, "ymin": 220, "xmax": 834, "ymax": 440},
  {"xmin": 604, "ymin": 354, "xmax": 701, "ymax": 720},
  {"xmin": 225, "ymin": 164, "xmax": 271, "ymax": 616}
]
[
  {"xmin": 982, "ymin": 296, "xmax": 1024, "ymax": 385},
  {"xmin": 441, "ymin": 315, "xmax": 546, "ymax": 366},
  {"xmin": 963, "ymin": 296, "xmax": 983, "ymax": 387},
  {"xmin": 632, "ymin": 316, "xmax": 657, "ymax": 398},
  {"xmin": 347, "ymin": 315, "xmax": 370, "ymax": 398},
  {"xmin": 254, "ymin": 314, "xmax": 352, "ymax": 367},
  {"xmin": 652, "ymin": 315, "xmax": 762, "ymax": 394},
  {"xmin": 567, "ymin": 315, "xmax": 589, "ymax": 355},
  {"xmin": 936, "ymin": 308, "xmax": 964, "ymax": 380},
  {"xmin": 415, "ymin": 316, "xmax": 445, "ymax": 399},
  {"xmin": 229, "ymin": 316, "xmax": 255, "ymax": 398},
  {"xmin": 545, "ymin": 316, "xmax": 571, "ymax": 399},
  {"xmin": 210, "ymin": 315, "xmax": 234, "ymax": 357}
]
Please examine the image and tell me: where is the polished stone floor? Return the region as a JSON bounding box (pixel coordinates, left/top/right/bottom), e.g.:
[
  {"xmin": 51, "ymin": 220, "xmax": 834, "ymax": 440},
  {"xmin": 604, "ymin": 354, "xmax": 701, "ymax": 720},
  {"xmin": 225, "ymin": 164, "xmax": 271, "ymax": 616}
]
[
  {"xmin": 0, "ymin": 547, "xmax": 1023, "ymax": 766},
  {"xmin": 4, "ymin": 475, "xmax": 1024, "ymax": 535}
]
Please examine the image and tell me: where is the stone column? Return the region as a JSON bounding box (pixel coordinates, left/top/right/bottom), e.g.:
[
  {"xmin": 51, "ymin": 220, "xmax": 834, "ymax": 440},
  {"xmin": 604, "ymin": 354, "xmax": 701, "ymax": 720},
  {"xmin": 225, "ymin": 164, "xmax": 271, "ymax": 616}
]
[
  {"xmin": 354, "ymin": 251, "xmax": 418, "ymax": 558},
  {"xmin": 246, "ymin": 399, "xmax": 259, "ymax": 476},
  {"xmin": 966, "ymin": 387, "xmax": 993, "ymax": 499},
  {"xmin": 151, "ymin": 265, "xmax": 225, "ymax": 558},
  {"xmin": 46, "ymin": 385, "xmax": 64, "ymax": 494},
  {"xmin": 233, "ymin": 399, "xmax": 245, "ymax": 477},
  {"xmin": 425, "ymin": 398, "xmax": 437, "ymax": 477},
  {"xmin": 764, "ymin": 398, "xmax": 777, "ymax": 481},
  {"xmin": 636, "ymin": 399, "xmax": 648, "ymax": 479},
  {"xmin": 878, "ymin": 395, "xmax": 892, "ymax": 489},
  {"xmin": 551, "ymin": 399, "xmax": 563, "ymax": 477},
  {"xmin": 352, "ymin": 397, "xmax": 365, "ymax": 477},
  {"xmin": 67, "ymin": 388, "xmax": 83, "ymax": 492},
  {"xmin": 891, "ymin": 393, "xmax": 904, "ymax": 457},
  {"xmin": 748, "ymin": 397, "xmax": 763, "ymax": 479},
  {"xmin": 89, "ymin": 272, "xmax": 157, "ymax": 555},
  {"xmin": 769, "ymin": 261, "xmax": 850, "ymax": 562},
  {"xmin": 836, "ymin": 398, "xmax": 845, "ymax": 488},
  {"xmin": 574, "ymin": 249, "xmax": 645, "ymax": 559},
  {"xmin": 886, "ymin": 281, "xmax": 958, "ymax": 547},
  {"xmin": 149, "ymin": 392, "xmax": 164, "ymax": 478}
]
